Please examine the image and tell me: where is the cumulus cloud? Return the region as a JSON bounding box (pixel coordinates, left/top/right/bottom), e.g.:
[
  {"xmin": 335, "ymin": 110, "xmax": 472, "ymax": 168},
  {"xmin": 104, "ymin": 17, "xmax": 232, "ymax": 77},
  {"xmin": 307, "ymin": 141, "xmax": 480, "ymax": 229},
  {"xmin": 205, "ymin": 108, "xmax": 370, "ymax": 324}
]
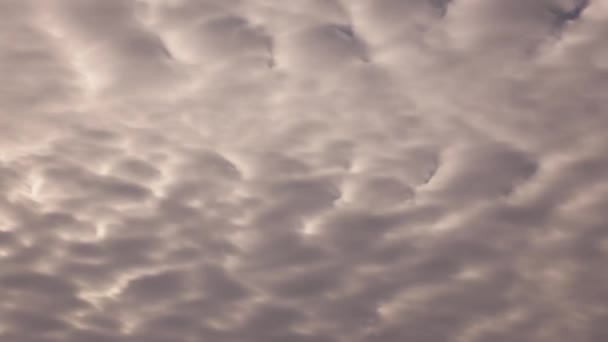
[{"xmin": 1, "ymin": 0, "xmax": 607, "ymax": 341}]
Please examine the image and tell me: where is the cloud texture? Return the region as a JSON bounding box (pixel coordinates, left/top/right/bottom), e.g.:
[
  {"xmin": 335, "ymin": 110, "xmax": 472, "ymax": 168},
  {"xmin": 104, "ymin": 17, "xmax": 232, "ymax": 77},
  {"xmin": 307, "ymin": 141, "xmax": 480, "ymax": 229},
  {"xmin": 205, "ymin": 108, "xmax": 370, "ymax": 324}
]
[{"xmin": 1, "ymin": 0, "xmax": 608, "ymax": 341}]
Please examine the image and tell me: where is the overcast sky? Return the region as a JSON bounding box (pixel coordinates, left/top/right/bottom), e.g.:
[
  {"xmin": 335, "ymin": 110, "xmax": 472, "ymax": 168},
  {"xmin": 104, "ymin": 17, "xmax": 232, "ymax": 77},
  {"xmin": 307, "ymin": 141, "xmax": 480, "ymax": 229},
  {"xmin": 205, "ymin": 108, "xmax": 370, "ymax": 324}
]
[{"xmin": 1, "ymin": 0, "xmax": 607, "ymax": 341}]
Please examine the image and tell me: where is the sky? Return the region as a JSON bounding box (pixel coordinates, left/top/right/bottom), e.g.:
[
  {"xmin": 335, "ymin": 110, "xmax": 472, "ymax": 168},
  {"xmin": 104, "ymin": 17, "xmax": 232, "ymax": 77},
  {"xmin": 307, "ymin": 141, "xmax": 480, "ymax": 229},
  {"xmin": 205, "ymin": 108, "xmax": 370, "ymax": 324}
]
[{"xmin": 1, "ymin": 0, "xmax": 607, "ymax": 341}]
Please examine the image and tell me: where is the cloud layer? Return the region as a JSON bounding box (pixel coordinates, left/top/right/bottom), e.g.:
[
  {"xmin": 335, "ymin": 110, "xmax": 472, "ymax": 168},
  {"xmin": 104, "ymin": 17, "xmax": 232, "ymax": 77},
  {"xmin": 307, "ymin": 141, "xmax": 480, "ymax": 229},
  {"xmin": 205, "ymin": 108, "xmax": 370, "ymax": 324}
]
[{"xmin": 1, "ymin": 0, "xmax": 608, "ymax": 341}]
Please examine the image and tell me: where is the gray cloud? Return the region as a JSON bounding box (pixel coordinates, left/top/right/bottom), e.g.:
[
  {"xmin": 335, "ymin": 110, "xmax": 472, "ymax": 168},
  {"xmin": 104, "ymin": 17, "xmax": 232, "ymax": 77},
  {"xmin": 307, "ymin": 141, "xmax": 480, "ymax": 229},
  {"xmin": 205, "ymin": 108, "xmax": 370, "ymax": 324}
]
[{"xmin": 1, "ymin": 0, "xmax": 607, "ymax": 341}]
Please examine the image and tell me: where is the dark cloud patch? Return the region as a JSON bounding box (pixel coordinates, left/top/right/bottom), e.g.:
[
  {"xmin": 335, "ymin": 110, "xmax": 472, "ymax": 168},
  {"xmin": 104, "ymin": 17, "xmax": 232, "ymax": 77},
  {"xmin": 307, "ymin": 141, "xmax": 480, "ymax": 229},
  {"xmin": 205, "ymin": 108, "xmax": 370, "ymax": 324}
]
[
  {"xmin": 109, "ymin": 157, "xmax": 161, "ymax": 182},
  {"xmin": 277, "ymin": 23, "xmax": 370, "ymax": 71},
  {"xmin": 421, "ymin": 141, "xmax": 538, "ymax": 203},
  {"xmin": 121, "ymin": 269, "xmax": 189, "ymax": 303}
]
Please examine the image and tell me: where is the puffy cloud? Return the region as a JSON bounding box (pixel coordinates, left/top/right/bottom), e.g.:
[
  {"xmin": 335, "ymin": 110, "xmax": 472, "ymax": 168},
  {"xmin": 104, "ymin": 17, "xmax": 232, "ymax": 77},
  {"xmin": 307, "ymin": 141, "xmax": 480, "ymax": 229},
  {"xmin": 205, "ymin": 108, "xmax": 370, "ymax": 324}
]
[{"xmin": 1, "ymin": 0, "xmax": 607, "ymax": 341}]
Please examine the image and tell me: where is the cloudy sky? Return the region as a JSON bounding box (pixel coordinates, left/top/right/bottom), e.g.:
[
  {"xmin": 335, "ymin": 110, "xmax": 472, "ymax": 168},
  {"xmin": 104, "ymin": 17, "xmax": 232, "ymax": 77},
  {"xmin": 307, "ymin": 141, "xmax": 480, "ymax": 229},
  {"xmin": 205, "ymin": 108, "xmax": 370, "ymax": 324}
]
[{"xmin": 1, "ymin": 0, "xmax": 608, "ymax": 341}]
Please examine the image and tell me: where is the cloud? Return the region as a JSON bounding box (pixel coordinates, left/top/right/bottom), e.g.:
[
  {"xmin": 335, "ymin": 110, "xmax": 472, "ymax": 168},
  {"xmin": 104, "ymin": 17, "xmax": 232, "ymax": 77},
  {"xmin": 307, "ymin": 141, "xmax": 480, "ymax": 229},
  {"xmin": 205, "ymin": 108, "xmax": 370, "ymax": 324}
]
[{"xmin": 1, "ymin": 0, "xmax": 607, "ymax": 341}]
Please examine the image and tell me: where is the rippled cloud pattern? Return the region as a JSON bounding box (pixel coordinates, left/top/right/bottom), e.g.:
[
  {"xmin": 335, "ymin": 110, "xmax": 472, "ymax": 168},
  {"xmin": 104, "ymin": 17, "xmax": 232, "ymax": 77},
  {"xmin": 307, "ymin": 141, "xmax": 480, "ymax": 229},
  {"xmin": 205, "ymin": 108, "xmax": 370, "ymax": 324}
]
[{"xmin": 1, "ymin": 0, "xmax": 607, "ymax": 341}]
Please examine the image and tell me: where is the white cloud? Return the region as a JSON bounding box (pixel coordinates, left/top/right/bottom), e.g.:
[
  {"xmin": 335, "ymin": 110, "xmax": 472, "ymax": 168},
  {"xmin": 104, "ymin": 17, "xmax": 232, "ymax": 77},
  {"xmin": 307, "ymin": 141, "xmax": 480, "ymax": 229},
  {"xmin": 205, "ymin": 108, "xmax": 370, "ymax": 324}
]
[{"xmin": 1, "ymin": 0, "xmax": 607, "ymax": 341}]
